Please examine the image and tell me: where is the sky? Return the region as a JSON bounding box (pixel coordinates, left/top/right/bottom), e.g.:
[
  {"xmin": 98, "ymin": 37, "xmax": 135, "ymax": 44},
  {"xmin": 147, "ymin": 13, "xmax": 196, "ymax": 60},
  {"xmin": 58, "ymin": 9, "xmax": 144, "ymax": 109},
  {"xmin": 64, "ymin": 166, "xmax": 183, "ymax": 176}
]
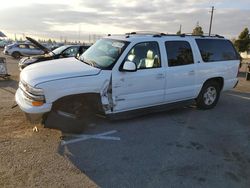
[{"xmin": 0, "ymin": 0, "xmax": 249, "ymax": 42}]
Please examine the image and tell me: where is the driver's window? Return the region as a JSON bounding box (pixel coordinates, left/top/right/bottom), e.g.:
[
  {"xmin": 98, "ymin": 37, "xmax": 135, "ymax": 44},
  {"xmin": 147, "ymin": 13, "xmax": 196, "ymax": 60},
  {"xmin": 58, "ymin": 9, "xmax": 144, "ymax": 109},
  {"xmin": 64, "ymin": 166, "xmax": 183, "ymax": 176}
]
[
  {"xmin": 62, "ymin": 47, "xmax": 78, "ymax": 57},
  {"xmin": 125, "ymin": 42, "xmax": 161, "ymax": 70}
]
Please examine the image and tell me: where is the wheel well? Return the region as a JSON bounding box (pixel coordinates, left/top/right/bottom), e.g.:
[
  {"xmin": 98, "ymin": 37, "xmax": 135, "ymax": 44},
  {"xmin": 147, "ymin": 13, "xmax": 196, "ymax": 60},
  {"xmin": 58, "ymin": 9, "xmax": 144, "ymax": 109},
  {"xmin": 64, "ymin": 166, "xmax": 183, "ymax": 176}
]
[
  {"xmin": 204, "ymin": 77, "xmax": 224, "ymax": 90},
  {"xmin": 11, "ymin": 51, "xmax": 20, "ymax": 56},
  {"xmin": 52, "ymin": 93, "xmax": 104, "ymax": 114},
  {"xmin": 12, "ymin": 51, "xmax": 20, "ymax": 54}
]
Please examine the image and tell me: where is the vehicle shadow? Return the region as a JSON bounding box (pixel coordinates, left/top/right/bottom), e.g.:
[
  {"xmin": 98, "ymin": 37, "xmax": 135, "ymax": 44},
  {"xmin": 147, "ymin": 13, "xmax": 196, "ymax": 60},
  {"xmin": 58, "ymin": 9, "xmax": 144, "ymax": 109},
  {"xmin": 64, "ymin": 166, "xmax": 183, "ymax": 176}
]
[
  {"xmin": 56, "ymin": 108, "xmax": 189, "ymax": 187},
  {"xmin": 55, "ymin": 89, "xmax": 250, "ymax": 187},
  {"xmin": 44, "ymin": 111, "xmax": 88, "ymax": 133},
  {"xmin": 0, "ymin": 78, "xmax": 18, "ymax": 95}
]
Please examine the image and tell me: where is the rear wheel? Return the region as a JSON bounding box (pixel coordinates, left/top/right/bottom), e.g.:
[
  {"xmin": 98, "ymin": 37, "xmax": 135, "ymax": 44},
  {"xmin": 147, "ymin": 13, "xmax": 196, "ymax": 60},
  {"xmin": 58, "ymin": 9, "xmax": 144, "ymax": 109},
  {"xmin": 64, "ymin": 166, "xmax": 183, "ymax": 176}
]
[
  {"xmin": 12, "ymin": 52, "xmax": 21, "ymax": 59},
  {"xmin": 196, "ymin": 81, "xmax": 221, "ymax": 110}
]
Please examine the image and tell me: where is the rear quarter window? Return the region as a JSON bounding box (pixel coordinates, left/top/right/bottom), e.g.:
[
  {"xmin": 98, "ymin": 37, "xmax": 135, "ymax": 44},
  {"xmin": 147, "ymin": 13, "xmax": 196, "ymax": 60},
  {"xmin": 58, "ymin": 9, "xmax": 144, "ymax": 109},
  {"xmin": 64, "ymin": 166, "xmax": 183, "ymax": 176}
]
[{"xmin": 195, "ymin": 39, "xmax": 239, "ymax": 62}]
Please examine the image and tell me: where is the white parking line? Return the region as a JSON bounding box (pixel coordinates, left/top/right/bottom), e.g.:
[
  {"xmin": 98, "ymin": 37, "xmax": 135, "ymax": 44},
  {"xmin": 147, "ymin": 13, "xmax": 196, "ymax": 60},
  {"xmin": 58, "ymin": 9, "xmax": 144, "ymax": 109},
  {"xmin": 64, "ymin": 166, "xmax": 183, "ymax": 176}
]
[
  {"xmin": 227, "ymin": 93, "xmax": 250, "ymax": 100},
  {"xmin": 61, "ymin": 130, "xmax": 120, "ymax": 145}
]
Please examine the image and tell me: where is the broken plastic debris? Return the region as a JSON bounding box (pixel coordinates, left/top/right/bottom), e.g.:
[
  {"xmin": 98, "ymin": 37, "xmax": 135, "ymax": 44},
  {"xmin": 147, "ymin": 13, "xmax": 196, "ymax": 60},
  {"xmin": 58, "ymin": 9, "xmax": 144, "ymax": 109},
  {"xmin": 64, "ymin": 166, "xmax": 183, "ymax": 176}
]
[{"xmin": 32, "ymin": 126, "xmax": 38, "ymax": 132}]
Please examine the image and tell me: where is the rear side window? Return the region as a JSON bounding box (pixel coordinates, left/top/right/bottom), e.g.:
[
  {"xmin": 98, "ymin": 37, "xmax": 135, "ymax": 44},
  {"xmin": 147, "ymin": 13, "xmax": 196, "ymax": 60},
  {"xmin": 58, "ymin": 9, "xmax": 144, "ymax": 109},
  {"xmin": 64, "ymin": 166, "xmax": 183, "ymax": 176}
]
[
  {"xmin": 165, "ymin": 41, "xmax": 194, "ymax": 67},
  {"xmin": 18, "ymin": 44, "xmax": 27, "ymax": 49},
  {"xmin": 196, "ymin": 39, "xmax": 238, "ymax": 62}
]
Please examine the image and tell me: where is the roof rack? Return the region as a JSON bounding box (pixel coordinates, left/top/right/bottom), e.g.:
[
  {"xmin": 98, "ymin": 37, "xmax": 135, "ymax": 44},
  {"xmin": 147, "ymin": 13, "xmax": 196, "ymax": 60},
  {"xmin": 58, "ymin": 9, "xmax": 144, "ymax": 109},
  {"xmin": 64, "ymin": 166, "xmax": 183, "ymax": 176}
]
[
  {"xmin": 107, "ymin": 32, "xmax": 224, "ymax": 39},
  {"xmin": 122, "ymin": 31, "xmax": 224, "ymax": 39},
  {"xmin": 125, "ymin": 31, "xmax": 167, "ymax": 37}
]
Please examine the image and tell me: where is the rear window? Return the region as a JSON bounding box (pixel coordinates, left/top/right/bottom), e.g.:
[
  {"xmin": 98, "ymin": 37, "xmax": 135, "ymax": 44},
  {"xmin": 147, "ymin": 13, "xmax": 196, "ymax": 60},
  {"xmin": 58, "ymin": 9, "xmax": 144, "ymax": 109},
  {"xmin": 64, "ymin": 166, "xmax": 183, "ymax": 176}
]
[
  {"xmin": 195, "ymin": 39, "xmax": 238, "ymax": 62},
  {"xmin": 165, "ymin": 41, "xmax": 194, "ymax": 67}
]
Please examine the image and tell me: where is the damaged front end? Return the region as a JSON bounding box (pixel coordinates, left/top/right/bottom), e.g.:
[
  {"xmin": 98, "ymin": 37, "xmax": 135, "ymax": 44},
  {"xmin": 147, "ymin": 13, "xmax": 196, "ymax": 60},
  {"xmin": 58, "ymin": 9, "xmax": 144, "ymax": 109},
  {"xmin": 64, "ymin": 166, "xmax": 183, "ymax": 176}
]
[{"xmin": 100, "ymin": 77, "xmax": 115, "ymax": 113}]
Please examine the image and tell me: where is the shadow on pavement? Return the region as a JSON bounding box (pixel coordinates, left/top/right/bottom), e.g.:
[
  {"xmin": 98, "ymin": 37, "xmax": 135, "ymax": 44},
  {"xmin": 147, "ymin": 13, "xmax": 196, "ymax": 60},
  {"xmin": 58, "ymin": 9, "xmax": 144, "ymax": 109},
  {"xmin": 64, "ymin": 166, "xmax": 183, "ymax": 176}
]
[
  {"xmin": 55, "ymin": 89, "xmax": 250, "ymax": 187},
  {"xmin": 0, "ymin": 78, "xmax": 18, "ymax": 95}
]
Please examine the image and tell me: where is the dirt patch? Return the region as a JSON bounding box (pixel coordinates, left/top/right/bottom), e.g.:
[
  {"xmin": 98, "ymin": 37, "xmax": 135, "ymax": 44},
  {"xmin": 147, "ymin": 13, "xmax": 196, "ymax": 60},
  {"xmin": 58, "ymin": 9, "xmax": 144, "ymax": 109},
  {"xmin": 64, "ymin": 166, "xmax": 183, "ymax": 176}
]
[{"xmin": 0, "ymin": 52, "xmax": 97, "ymax": 187}]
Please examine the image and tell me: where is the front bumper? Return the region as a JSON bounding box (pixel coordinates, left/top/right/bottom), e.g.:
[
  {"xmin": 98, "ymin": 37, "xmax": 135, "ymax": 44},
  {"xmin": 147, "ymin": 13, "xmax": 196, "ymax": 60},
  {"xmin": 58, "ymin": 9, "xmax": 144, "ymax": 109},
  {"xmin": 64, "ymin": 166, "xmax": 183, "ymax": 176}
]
[
  {"xmin": 15, "ymin": 88, "xmax": 52, "ymax": 115},
  {"xmin": 3, "ymin": 50, "xmax": 8, "ymax": 55}
]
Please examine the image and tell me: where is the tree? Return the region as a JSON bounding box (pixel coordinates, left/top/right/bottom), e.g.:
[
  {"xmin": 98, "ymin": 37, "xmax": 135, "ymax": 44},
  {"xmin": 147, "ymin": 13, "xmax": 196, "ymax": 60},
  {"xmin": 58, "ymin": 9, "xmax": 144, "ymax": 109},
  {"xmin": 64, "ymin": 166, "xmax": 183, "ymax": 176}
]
[
  {"xmin": 192, "ymin": 23, "xmax": 204, "ymax": 35},
  {"xmin": 176, "ymin": 30, "xmax": 181, "ymax": 35},
  {"xmin": 47, "ymin": 38, "xmax": 52, "ymax": 43},
  {"xmin": 234, "ymin": 27, "xmax": 250, "ymax": 52}
]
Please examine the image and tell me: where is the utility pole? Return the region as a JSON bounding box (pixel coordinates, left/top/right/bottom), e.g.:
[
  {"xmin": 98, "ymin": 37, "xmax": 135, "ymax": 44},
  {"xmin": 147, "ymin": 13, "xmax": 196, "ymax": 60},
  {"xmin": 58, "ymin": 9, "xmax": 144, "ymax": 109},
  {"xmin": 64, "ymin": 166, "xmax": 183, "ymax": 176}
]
[
  {"xmin": 209, "ymin": 6, "xmax": 215, "ymax": 36},
  {"xmin": 78, "ymin": 24, "xmax": 81, "ymax": 42}
]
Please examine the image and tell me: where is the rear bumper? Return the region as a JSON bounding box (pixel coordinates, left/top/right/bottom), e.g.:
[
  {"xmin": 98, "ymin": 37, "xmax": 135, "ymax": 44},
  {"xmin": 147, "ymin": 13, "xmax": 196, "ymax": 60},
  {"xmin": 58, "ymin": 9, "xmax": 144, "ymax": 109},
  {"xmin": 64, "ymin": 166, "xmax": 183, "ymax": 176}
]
[{"xmin": 223, "ymin": 78, "xmax": 239, "ymax": 91}]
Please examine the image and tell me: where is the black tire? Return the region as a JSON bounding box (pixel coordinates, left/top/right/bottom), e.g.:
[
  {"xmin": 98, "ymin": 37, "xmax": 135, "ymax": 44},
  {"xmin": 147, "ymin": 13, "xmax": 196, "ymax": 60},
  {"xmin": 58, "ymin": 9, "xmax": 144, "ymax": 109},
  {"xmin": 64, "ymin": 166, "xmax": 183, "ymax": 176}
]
[
  {"xmin": 12, "ymin": 52, "xmax": 21, "ymax": 59},
  {"xmin": 196, "ymin": 81, "xmax": 221, "ymax": 110},
  {"xmin": 44, "ymin": 98, "xmax": 95, "ymax": 133}
]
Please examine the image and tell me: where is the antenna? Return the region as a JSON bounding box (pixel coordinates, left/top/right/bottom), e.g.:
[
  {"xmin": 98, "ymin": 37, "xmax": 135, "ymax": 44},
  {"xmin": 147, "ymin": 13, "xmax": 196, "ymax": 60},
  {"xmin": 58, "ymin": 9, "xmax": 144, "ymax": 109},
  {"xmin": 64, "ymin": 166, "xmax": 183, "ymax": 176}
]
[{"xmin": 209, "ymin": 6, "xmax": 215, "ymax": 36}]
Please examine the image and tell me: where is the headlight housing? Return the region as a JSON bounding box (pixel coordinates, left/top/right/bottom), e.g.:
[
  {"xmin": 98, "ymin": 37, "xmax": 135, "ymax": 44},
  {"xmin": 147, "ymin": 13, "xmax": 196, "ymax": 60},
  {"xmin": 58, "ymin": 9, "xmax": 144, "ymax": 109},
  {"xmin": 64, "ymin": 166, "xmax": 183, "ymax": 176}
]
[
  {"xmin": 19, "ymin": 80, "xmax": 45, "ymax": 106},
  {"xmin": 19, "ymin": 58, "xmax": 36, "ymax": 65}
]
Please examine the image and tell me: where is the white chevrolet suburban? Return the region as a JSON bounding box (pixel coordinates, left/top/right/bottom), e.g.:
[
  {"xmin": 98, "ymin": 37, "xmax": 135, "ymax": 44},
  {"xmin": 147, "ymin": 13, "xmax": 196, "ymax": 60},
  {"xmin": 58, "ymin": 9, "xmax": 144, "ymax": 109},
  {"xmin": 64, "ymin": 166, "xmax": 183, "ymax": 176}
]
[{"xmin": 15, "ymin": 32, "xmax": 240, "ymax": 124}]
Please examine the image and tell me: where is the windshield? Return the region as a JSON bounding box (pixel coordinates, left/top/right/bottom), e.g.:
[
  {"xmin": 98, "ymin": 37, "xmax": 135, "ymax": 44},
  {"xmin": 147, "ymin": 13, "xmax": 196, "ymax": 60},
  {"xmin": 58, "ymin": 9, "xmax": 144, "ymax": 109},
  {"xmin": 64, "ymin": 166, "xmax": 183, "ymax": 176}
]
[
  {"xmin": 79, "ymin": 39, "xmax": 128, "ymax": 70},
  {"xmin": 50, "ymin": 46, "xmax": 68, "ymax": 55}
]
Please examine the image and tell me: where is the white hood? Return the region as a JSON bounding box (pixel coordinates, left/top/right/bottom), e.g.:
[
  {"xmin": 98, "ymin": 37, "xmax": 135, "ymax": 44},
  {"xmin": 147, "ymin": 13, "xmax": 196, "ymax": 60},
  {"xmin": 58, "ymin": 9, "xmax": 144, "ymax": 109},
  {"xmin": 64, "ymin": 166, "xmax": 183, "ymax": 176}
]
[{"xmin": 21, "ymin": 57, "xmax": 101, "ymax": 86}]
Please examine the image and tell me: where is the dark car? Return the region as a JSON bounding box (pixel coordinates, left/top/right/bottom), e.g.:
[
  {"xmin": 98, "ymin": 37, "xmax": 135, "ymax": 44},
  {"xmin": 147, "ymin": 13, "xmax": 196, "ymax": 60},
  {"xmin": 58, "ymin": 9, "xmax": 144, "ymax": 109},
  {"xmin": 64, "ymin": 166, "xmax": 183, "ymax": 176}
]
[{"xmin": 18, "ymin": 37, "xmax": 90, "ymax": 70}]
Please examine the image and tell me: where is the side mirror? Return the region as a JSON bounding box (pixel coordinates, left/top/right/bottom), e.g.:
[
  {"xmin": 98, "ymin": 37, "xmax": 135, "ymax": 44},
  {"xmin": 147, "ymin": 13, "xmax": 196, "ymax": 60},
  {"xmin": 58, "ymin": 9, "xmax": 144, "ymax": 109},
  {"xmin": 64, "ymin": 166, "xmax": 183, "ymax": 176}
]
[{"xmin": 121, "ymin": 61, "xmax": 137, "ymax": 72}]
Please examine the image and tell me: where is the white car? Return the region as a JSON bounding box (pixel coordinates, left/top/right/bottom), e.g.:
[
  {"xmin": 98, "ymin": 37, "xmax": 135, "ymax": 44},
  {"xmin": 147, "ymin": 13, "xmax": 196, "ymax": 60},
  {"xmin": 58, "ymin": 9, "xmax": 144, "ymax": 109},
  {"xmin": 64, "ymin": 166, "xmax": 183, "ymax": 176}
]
[{"xmin": 15, "ymin": 32, "xmax": 240, "ymax": 124}]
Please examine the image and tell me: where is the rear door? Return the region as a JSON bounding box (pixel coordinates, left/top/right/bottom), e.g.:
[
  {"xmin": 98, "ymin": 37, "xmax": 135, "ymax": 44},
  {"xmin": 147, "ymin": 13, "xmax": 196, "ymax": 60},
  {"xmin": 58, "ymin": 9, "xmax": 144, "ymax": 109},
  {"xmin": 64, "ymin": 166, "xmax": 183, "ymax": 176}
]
[
  {"xmin": 164, "ymin": 39, "xmax": 197, "ymax": 102},
  {"xmin": 17, "ymin": 44, "xmax": 30, "ymax": 55},
  {"xmin": 28, "ymin": 44, "xmax": 44, "ymax": 55}
]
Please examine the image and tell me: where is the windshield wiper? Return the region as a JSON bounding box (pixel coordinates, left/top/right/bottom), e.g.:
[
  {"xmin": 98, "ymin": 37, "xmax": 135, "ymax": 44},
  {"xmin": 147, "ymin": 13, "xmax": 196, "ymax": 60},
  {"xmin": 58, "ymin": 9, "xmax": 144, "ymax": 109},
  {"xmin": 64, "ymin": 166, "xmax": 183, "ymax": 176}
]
[{"xmin": 78, "ymin": 57, "xmax": 100, "ymax": 68}]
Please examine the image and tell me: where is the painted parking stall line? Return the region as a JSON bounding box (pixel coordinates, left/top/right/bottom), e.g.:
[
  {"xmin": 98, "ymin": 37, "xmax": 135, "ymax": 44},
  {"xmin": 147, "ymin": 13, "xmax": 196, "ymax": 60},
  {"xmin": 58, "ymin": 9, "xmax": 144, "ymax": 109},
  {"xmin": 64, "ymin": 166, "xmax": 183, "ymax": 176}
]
[{"xmin": 61, "ymin": 130, "xmax": 120, "ymax": 145}]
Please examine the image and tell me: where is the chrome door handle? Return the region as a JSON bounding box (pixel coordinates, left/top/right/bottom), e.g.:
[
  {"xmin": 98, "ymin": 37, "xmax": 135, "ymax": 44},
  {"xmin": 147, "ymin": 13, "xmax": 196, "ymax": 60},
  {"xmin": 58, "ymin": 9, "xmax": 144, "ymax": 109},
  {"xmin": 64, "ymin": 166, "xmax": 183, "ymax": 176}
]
[
  {"xmin": 156, "ymin": 73, "xmax": 165, "ymax": 79},
  {"xmin": 188, "ymin": 70, "xmax": 195, "ymax": 75}
]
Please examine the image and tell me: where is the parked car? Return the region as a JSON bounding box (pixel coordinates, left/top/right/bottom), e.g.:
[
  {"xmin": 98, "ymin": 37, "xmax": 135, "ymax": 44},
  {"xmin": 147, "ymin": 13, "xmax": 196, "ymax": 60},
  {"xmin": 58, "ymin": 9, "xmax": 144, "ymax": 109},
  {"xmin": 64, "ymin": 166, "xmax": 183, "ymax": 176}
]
[
  {"xmin": 15, "ymin": 32, "xmax": 240, "ymax": 129},
  {"xmin": 18, "ymin": 38, "xmax": 90, "ymax": 70},
  {"xmin": 3, "ymin": 42, "xmax": 45, "ymax": 59},
  {"xmin": 0, "ymin": 40, "xmax": 9, "ymax": 48}
]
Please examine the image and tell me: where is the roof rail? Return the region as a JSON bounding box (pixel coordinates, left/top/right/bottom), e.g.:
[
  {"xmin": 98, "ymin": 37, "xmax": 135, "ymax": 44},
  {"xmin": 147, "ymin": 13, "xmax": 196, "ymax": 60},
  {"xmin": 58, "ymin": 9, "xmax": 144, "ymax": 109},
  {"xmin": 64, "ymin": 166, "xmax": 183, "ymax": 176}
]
[
  {"xmin": 182, "ymin": 33, "xmax": 224, "ymax": 38},
  {"xmin": 108, "ymin": 32, "xmax": 225, "ymax": 39},
  {"xmin": 125, "ymin": 31, "xmax": 167, "ymax": 36}
]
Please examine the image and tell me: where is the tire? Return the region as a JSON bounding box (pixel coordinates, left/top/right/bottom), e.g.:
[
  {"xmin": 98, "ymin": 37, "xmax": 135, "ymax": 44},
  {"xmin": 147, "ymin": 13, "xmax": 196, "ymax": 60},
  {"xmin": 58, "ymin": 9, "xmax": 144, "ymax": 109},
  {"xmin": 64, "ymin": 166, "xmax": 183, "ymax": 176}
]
[
  {"xmin": 46, "ymin": 98, "xmax": 95, "ymax": 133},
  {"xmin": 12, "ymin": 52, "xmax": 21, "ymax": 59},
  {"xmin": 196, "ymin": 81, "xmax": 221, "ymax": 110}
]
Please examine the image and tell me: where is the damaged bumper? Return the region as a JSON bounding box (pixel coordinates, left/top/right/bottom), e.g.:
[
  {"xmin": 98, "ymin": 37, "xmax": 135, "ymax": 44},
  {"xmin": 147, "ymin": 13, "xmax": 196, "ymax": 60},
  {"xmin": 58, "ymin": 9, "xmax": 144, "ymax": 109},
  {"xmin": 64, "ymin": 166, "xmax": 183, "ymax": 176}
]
[{"xmin": 15, "ymin": 88, "xmax": 52, "ymax": 123}]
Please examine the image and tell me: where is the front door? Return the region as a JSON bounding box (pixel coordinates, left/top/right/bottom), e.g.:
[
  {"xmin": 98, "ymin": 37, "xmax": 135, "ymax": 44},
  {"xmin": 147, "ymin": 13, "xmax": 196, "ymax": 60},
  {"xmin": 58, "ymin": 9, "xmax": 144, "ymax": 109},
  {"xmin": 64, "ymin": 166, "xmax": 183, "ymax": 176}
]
[{"xmin": 112, "ymin": 41, "xmax": 166, "ymax": 112}]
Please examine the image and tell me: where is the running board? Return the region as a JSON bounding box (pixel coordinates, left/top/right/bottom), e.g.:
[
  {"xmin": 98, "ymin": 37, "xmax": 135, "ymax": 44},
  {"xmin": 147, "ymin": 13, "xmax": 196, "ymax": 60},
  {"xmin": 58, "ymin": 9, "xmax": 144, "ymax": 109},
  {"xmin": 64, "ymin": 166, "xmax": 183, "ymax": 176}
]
[{"xmin": 107, "ymin": 99, "xmax": 195, "ymax": 120}]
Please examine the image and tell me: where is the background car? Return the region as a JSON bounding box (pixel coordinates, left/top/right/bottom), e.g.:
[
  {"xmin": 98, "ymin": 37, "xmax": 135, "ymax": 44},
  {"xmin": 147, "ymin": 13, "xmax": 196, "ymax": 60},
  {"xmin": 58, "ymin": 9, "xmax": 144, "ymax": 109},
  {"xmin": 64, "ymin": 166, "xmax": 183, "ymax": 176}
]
[
  {"xmin": 19, "ymin": 43, "xmax": 90, "ymax": 70},
  {"xmin": 3, "ymin": 43, "xmax": 45, "ymax": 59},
  {"xmin": 0, "ymin": 40, "xmax": 10, "ymax": 48}
]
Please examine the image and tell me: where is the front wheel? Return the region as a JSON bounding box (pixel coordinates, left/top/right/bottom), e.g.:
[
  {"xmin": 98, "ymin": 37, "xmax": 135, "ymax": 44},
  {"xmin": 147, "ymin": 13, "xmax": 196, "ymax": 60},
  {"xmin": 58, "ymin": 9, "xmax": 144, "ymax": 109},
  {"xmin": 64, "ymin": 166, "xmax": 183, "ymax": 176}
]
[
  {"xmin": 45, "ymin": 99, "xmax": 95, "ymax": 133},
  {"xmin": 196, "ymin": 81, "xmax": 221, "ymax": 110}
]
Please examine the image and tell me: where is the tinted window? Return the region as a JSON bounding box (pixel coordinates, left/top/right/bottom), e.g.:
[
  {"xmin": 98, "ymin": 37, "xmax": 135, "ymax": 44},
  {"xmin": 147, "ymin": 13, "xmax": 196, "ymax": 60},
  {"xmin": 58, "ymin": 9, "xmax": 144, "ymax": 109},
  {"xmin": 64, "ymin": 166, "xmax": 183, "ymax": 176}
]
[
  {"xmin": 62, "ymin": 46, "xmax": 79, "ymax": 57},
  {"xmin": 196, "ymin": 39, "xmax": 238, "ymax": 62},
  {"xmin": 18, "ymin": 44, "xmax": 27, "ymax": 49},
  {"xmin": 165, "ymin": 41, "xmax": 194, "ymax": 67},
  {"xmin": 28, "ymin": 45, "xmax": 37, "ymax": 49},
  {"xmin": 125, "ymin": 42, "xmax": 161, "ymax": 70}
]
